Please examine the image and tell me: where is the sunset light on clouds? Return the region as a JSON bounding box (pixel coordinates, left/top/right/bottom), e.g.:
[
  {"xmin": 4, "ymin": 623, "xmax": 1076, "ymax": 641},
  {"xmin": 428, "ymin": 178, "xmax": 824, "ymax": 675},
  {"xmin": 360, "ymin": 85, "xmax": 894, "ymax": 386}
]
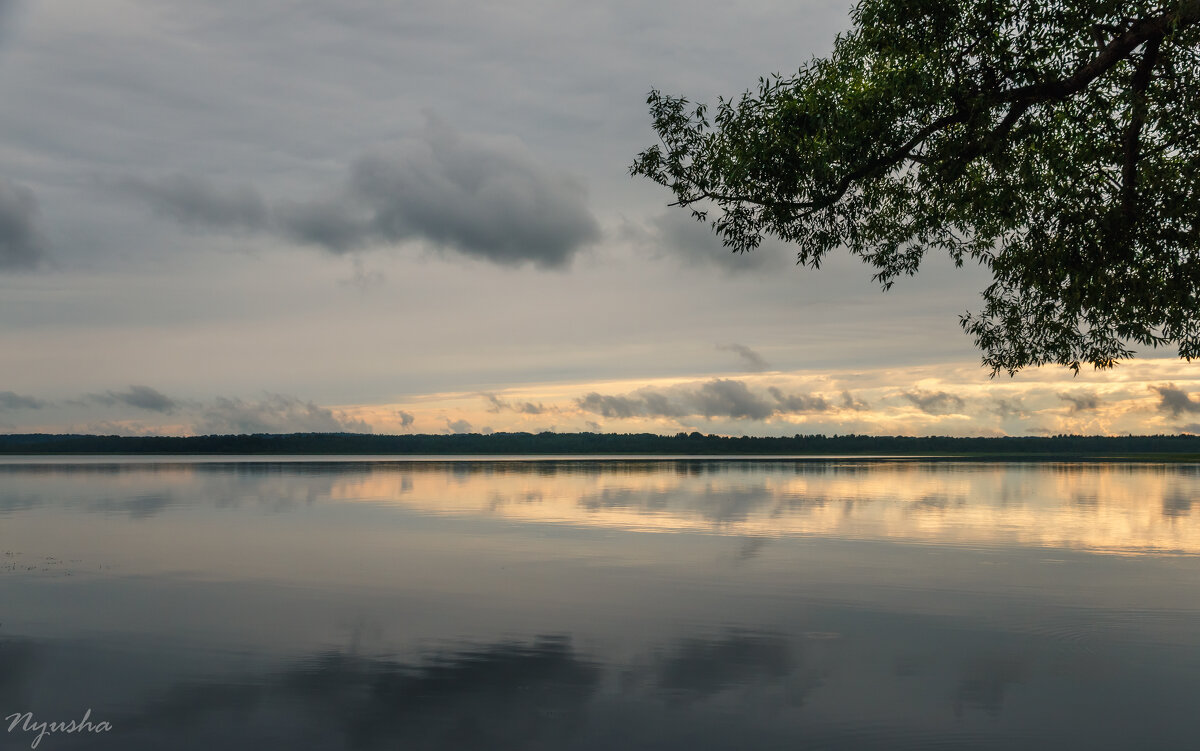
[{"xmin": 11, "ymin": 356, "xmax": 1200, "ymax": 438}]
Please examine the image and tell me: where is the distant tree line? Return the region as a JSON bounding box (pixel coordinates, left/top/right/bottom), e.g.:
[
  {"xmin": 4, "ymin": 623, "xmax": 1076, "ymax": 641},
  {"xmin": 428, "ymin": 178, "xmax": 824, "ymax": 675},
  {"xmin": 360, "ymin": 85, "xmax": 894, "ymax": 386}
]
[{"xmin": 2, "ymin": 431, "xmax": 1200, "ymax": 457}]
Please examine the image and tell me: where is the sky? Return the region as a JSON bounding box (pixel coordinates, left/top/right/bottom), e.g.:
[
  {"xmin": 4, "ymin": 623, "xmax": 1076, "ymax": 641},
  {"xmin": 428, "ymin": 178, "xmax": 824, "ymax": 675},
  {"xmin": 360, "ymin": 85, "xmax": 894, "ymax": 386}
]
[{"xmin": 1, "ymin": 0, "xmax": 1198, "ymax": 438}]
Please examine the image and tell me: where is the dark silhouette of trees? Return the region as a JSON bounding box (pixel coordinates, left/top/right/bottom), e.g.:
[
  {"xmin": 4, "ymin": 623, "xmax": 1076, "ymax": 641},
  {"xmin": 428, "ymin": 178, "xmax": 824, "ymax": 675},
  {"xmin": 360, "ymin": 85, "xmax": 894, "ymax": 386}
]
[{"xmin": 3, "ymin": 431, "xmax": 1200, "ymax": 457}]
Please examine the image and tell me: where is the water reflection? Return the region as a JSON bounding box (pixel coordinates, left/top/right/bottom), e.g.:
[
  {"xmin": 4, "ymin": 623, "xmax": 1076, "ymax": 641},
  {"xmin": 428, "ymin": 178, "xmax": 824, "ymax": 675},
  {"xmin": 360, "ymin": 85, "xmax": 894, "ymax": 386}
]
[
  {"xmin": 653, "ymin": 630, "xmax": 794, "ymax": 701},
  {"xmin": 3, "ymin": 460, "xmax": 1199, "ymax": 555},
  {"xmin": 5, "ymin": 617, "xmax": 1199, "ymax": 750},
  {"xmin": 1, "ymin": 460, "xmax": 1200, "ymax": 749}
]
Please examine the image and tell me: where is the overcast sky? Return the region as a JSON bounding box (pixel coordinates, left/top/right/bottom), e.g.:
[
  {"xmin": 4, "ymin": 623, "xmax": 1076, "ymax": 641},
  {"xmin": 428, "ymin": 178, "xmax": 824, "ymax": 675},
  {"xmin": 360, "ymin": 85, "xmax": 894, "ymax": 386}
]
[{"xmin": 1, "ymin": 0, "xmax": 1197, "ymax": 438}]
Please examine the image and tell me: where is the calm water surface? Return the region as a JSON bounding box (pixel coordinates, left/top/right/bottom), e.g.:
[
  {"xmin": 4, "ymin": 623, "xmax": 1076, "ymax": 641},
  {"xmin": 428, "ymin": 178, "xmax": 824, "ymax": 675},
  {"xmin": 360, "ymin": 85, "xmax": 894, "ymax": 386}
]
[{"xmin": 2, "ymin": 458, "xmax": 1199, "ymax": 750}]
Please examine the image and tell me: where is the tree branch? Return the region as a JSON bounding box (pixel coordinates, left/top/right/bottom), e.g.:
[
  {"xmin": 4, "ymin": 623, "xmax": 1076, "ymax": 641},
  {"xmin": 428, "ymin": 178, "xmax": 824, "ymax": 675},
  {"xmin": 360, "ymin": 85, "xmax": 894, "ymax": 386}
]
[
  {"xmin": 659, "ymin": 2, "xmax": 1199, "ymax": 221},
  {"xmin": 1000, "ymin": 2, "xmax": 1196, "ymax": 104},
  {"xmin": 1121, "ymin": 36, "xmax": 1162, "ymax": 224}
]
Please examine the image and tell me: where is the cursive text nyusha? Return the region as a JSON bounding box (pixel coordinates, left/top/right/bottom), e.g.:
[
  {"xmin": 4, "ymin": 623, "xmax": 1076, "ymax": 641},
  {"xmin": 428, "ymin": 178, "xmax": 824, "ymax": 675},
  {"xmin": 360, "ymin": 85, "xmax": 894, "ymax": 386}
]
[{"xmin": 5, "ymin": 709, "xmax": 112, "ymax": 749}]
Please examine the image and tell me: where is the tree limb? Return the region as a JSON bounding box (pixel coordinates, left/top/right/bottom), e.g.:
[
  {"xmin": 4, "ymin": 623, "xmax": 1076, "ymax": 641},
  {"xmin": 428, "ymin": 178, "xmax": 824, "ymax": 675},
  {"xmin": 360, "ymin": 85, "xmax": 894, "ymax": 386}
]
[
  {"xmin": 1121, "ymin": 36, "xmax": 1162, "ymax": 224},
  {"xmin": 687, "ymin": 2, "xmax": 1198, "ymax": 215}
]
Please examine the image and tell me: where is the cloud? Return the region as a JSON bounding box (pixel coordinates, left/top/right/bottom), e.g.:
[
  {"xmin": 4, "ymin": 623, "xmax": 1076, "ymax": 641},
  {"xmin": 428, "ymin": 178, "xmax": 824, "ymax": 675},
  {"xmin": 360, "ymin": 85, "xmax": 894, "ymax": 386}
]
[
  {"xmin": 1153, "ymin": 385, "xmax": 1200, "ymax": 417},
  {"xmin": 396, "ymin": 410, "xmax": 415, "ymax": 428},
  {"xmin": 274, "ymin": 195, "xmax": 367, "ymax": 252},
  {"xmin": 482, "ymin": 393, "xmax": 546, "ymax": 415},
  {"xmin": 445, "ymin": 418, "xmax": 473, "ymax": 434},
  {"xmin": 340, "ymin": 257, "xmax": 385, "ymax": 291},
  {"xmin": 0, "ymin": 179, "xmax": 47, "ymax": 270},
  {"xmin": 990, "ymin": 398, "xmax": 1030, "ymax": 419},
  {"xmin": 67, "ymin": 420, "xmax": 165, "ymax": 437},
  {"xmin": 640, "ymin": 210, "xmax": 782, "ymax": 274},
  {"xmin": 89, "ymin": 385, "xmax": 178, "ymax": 413},
  {"xmin": 635, "ymin": 390, "xmax": 690, "ymax": 419},
  {"xmin": 902, "ymin": 389, "xmax": 965, "ymax": 415},
  {"xmin": 196, "ymin": 394, "xmax": 371, "ymax": 434},
  {"xmin": 767, "ymin": 386, "xmax": 828, "ymax": 413},
  {"xmin": 692, "ymin": 379, "xmax": 775, "ymax": 420},
  {"xmin": 576, "ymin": 379, "xmax": 832, "ymax": 422},
  {"xmin": 717, "ymin": 343, "xmax": 769, "ymax": 372},
  {"xmin": 116, "ymin": 174, "xmax": 268, "ymax": 232},
  {"xmin": 576, "ymin": 392, "xmax": 655, "ymax": 419},
  {"xmin": 118, "ymin": 115, "xmax": 600, "ymax": 268},
  {"xmin": 1058, "ymin": 391, "xmax": 1100, "ymax": 414},
  {"xmin": 296, "ymin": 118, "xmax": 599, "ymax": 267},
  {"xmin": 841, "ymin": 390, "xmax": 870, "ymax": 411},
  {"xmin": 0, "ymin": 391, "xmax": 44, "ymax": 410}
]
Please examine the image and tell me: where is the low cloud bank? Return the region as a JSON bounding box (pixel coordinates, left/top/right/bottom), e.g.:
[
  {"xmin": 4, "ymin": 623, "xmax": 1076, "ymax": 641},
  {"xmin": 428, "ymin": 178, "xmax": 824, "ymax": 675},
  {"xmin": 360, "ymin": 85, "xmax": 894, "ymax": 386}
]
[
  {"xmin": 902, "ymin": 390, "xmax": 965, "ymax": 415},
  {"xmin": 0, "ymin": 391, "xmax": 44, "ymax": 410},
  {"xmin": 197, "ymin": 394, "xmax": 371, "ymax": 434},
  {"xmin": 87, "ymin": 385, "xmax": 178, "ymax": 413},
  {"xmin": 576, "ymin": 379, "xmax": 850, "ymax": 422}
]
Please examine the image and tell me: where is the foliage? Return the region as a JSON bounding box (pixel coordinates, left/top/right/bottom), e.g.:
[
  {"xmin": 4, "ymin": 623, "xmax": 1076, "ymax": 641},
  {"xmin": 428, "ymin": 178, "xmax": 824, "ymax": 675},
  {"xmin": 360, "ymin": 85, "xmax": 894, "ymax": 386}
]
[{"xmin": 631, "ymin": 0, "xmax": 1200, "ymax": 373}]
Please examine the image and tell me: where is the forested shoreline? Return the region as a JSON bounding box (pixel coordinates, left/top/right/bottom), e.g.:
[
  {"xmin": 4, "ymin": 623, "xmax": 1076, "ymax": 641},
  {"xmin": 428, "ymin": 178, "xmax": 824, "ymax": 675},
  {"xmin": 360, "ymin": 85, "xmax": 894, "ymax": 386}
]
[{"xmin": 3, "ymin": 431, "xmax": 1200, "ymax": 457}]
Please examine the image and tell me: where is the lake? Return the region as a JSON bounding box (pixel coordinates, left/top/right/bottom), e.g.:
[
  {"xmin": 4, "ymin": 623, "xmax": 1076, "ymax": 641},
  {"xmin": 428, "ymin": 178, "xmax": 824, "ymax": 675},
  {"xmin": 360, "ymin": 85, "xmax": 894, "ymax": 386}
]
[{"xmin": 2, "ymin": 458, "xmax": 1199, "ymax": 750}]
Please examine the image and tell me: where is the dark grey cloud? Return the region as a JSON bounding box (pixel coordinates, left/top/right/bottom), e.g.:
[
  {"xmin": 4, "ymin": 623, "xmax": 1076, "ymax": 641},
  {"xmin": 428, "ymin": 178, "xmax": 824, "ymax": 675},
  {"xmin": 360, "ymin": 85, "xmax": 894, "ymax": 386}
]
[
  {"xmin": 990, "ymin": 398, "xmax": 1031, "ymax": 419},
  {"xmin": 577, "ymin": 379, "xmax": 832, "ymax": 422},
  {"xmin": 89, "ymin": 385, "xmax": 178, "ymax": 413},
  {"xmin": 120, "ymin": 119, "xmax": 599, "ymax": 268},
  {"xmin": 1058, "ymin": 391, "xmax": 1100, "ymax": 414},
  {"xmin": 446, "ymin": 418, "xmax": 473, "ymax": 434},
  {"xmin": 396, "ymin": 410, "xmax": 415, "ymax": 428},
  {"xmin": 767, "ymin": 386, "xmax": 828, "ymax": 413},
  {"xmin": 717, "ymin": 343, "xmax": 769, "ymax": 372},
  {"xmin": 1154, "ymin": 385, "xmax": 1200, "ymax": 417},
  {"xmin": 903, "ymin": 389, "xmax": 965, "ymax": 415},
  {"xmin": 274, "ymin": 196, "xmax": 366, "ymax": 252},
  {"xmin": 329, "ymin": 123, "xmax": 600, "ymax": 267},
  {"xmin": 196, "ymin": 394, "xmax": 371, "ymax": 434},
  {"xmin": 841, "ymin": 390, "xmax": 870, "ymax": 411},
  {"xmin": 0, "ymin": 179, "xmax": 47, "ymax": 270},
  {"xmin": 640, "ymin": 390, "xmax": 691, "ymax": 419},
  {"xmin": 693, "ymin": 379, "xmax": 775, "ymax": 420},
  {"xmin": 576, "ymin": 392, "xmax": 654, "ymax": 420},
  {"xmin": 483, "ymin": 393, "xmax": 506, "ymax": 411},
  {"xmin": 482, "ymin": 393, "xmax": 546, "ymax": 415},
  {"xmin": 116, "ymin": 175, "xmax": 268, "ymax": 232},
  {"xmin": 0, "ymin": 391, "xmax": 44, "ymax": 410}
]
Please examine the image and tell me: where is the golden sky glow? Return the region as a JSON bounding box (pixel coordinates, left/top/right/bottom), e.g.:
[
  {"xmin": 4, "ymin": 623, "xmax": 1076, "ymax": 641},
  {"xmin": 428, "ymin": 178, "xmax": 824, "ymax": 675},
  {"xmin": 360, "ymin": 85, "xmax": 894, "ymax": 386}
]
[{"xmin": 331, "ymin": 356, "xmax": 1200, "ymax": 438}]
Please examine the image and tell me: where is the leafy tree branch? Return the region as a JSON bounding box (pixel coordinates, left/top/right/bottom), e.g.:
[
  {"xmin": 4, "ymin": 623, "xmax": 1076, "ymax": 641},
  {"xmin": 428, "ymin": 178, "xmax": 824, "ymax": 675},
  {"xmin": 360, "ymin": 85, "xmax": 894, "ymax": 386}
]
[{"xmin": 632, "ymin": 0, "xmax": 1200, "ymax": 374}]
